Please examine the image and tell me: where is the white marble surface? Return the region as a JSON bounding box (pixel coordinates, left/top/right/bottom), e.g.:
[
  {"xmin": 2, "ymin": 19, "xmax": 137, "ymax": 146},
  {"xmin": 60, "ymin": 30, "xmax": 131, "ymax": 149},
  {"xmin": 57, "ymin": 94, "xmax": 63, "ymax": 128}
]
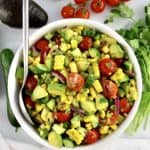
[{"xmin": 0, "ymin": 0, "xmax": 150, "ymax": 145}]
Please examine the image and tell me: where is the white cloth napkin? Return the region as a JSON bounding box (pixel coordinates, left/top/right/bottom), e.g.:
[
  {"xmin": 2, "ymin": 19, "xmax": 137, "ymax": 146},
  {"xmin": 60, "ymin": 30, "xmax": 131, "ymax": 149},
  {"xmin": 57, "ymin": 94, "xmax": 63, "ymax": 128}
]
[{"xmin": 0, "ymin": 133, "xmax": 150, "ymax": 150}]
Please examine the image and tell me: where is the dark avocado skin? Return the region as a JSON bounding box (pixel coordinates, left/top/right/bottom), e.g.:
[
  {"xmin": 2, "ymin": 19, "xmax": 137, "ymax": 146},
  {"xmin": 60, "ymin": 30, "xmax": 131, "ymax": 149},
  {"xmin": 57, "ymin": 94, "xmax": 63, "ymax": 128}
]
[{"xmin": 0, "ymin": 0, "xmax": 48, "ymax": 28}]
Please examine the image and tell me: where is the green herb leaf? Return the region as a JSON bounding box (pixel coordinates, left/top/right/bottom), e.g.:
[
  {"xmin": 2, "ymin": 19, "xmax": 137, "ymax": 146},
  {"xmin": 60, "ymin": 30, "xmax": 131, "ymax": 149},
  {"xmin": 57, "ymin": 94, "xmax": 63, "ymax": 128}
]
[{"xmin": 105, "ymin": 3, "xmax": 134, "ymax": 24}]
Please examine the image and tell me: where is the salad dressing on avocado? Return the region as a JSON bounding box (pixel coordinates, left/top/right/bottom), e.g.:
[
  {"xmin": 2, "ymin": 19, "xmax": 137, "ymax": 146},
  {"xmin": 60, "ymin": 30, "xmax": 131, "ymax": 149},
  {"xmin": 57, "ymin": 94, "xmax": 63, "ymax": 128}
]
[{"xmin": 16, "ymin": 25, "xmax": 138, "ymax": 148}]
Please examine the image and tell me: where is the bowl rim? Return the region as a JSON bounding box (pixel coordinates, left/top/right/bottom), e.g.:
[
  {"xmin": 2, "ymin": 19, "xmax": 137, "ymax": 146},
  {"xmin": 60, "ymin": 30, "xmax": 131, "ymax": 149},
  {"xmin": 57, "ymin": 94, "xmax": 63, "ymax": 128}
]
[{"xmin": 8, "ymin": 18, "xmax": 143, "ymax": 150}]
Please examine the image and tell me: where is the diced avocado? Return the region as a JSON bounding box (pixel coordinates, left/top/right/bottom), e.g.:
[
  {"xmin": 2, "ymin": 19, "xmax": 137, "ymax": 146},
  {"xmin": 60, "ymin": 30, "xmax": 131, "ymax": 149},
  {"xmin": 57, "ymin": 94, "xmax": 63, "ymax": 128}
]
[
  {"xmin": 63, "ymin": 138, "xmax": 75, "ymax": 148},
  {"xmin": 52, "ymin": 124, "xmax": 66, "ymax": 134},
  {"xmin": 53, "ymin": 55, "xmax": 65, "ymax": 70},
  {"xmin": 84, "ymin": 115, "xmax": 99, "ymax": 128},
  {"xmin": 29, "ymin": 64, "xmax": 43, "ymax": 74},
  {"xmin": 45, "ymin": 54, "xmax": 53, "ymax": 71},
  {"xmin": 47, "ymin": 83, "xmax": 66, "ymax": 96},
  {"xmin": 92, "ymin": 63, "xmax": 100, "ymax": 78},
  {"xmin": 47, "ymin": 99, "xmax": 55, "ymax": 110},
  {"xmin": 71, "ymin": 115, "xmax": 81, "ymax": 128},
  {"xmin": 89, "ymin": 48, "xmax": 100, "ymax": 58},
  {"xmin": 38, "ymin": 128, "xmax": 49, "ymax": 139},
  {"xmin": 48, "ymin": 131, "xmax": 62, "ymax": 147},
  {"xmin": 101, "ymin": 34, "xmax": 117, "ymax": 44},
  {"xmin": 60, "ymin": 43, "xmax": 71, "ymax": 51},
  {"xmin": 81, "ymin": 101, "xmax": 96, "ymax": 113},
  {"xmin": 77, "ymin": 127, "xmax": 87, "ymax": 137},
  {"xmin": 96, "ymin": 95, "xmax": 109, "ymax": 111},
  {"xmin": 61, "ymin": 28, "xmax": 74, "ymax": 42},
  {"xmin": 69, "ymin": 62, "xmax": 78, "ymax": 72},
  {"xmin": 119, "ymin": 88, "xmax": 125, "ymax": 97},
  {"xmin": 86, "ymin": 74, "xmax": 96, "ymax": 88},
  {"xmin": 41, "ymin": 108, "xmax": 50, "ymax": 122},
  {"xmin": 123, "ymin": 61, "xmax": 133, "ymax": 73},
  {"xmin": 71, "ymin": 48, "xmax": 82, "ymax": 57},
  {"xmin": 93, "ymin": 40, "xmax": 101, "ymax": 48},
  {"xmin": 71, "ymin": 39, "xmax": 78, "ymax": 49},
  {"xmin": 44, "ymin": 32, "xmax": 54, "ymax": 40},
  {"xmin": 38, "ymin": 96, "xmax": 49, "ymax": 104},
  {"xmin": 82, "ymin": 28, "xmax": 96, "ymax": 37},
  {"xmin": 66, "ymin": 128, "xmax": 84, "ymax": 145},
  {"xmin": 93, "ymin": 80, "xmax": 103, "ymax": 93},
  {"xmin": 31, "ymin": 85, "xmax": 48, "ymax": 101},
  {"xmin": 76, "ymin": 58, "xmax": 90, "ymax": 71},
  {"xmin": 16, "ymin": 66, "xmax": 24, "ymax": 81},
  {"xmin": 109, "ymin": 44, "xmax": 124, "ymax": 58},
  {"xmin": 29, "ymin": 64, "xmax": 49, "ymax": 74},
  {"xmin": 111, "ymin": 68, "xmax": 129, "ymax": 85}
]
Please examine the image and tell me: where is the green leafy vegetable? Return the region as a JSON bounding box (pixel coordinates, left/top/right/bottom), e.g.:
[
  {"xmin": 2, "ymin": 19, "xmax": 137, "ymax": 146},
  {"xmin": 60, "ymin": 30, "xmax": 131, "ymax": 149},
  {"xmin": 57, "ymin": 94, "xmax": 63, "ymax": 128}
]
[
  {"xmin": 0, "ymin": 49, "xmax": 20, "ymax": 128},
  {"xmin": 118, "ymin": 4, "xmax": 150, "ymax": 134},
  {"xmin": 105, "ymin": 3, "xmax": 134, "ymax": 24}
]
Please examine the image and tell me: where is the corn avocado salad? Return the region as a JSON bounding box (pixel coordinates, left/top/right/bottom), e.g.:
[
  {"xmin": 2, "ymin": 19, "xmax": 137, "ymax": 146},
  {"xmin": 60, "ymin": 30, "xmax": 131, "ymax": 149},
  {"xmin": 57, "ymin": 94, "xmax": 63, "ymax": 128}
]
[{"xmin": 16, "ymin": 25, "xmax": 138, "ymax": 148}]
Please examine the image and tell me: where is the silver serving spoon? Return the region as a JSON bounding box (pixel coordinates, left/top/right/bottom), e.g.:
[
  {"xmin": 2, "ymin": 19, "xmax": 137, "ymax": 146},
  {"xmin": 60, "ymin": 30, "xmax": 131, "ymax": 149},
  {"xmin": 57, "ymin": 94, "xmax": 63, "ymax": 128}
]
[{"xmin": 19, "ymin": 0, "xmax": 34, "ymax": 125}]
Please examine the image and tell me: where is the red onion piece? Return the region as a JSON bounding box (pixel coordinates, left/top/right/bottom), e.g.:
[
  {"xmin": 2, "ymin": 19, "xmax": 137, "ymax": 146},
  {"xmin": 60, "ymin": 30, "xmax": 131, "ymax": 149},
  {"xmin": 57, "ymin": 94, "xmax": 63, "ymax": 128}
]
[
  {"xmin": 51, "ymin": 70, "xmax": 66, "ymax": 83},
  {"xmin": 32, "ymin": 46, "xmax": 40, "ymax": 57},
  {"xmin": 115, "ymin": 96, "xmax": 120, "ymax": 114}
]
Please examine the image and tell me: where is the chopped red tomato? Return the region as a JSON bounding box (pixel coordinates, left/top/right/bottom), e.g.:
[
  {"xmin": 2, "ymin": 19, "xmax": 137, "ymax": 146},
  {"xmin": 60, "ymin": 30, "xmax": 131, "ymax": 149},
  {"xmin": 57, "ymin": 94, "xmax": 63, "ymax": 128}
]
[
  {"xmin": 35, "ymin": 39, "xmax": 50, "ymax": 52},
  {"xmin": 79, "ymin": 36, "xmax": 93, "ymax": 51},
  {"xmin": 25, "ymin": 74, "xmax": 37, "ymax": 91},
  {"xmin": 84, "ymin": 129, "xmax": 99, "ymax": 144},
  {"xmin": 113, "ymin": 58, "xmax": 124, "ymax": 67},
  {"xmin": 54, "ymin": 112, "xmax": 72, "ymax": 123},
  {"xmin": 24, "ymin": 95, "xmax": 35, "ymax": 109},
  {"xmin": 102, "ymin": 80, "xmax": 118, "ymax": 99},
  {"xmin": 109, "ymin": 113, "xmax": 119, "ymax": 125},
  {"xmin": 119, "ymin": 98, "xmax": 131, "ymax": 113},
  {"xmin": 67, "ymin": 73, "xmax": 85, "ymax": 92},
  {"xmin": 99, "ymin": 58, "xmax": 117, "ymax": 76}
]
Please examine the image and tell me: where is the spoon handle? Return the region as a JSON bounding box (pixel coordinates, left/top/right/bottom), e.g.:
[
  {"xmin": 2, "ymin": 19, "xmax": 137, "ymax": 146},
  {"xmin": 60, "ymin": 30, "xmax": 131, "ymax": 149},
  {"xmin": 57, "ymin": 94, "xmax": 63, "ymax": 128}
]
[{"xmin": 23, "ymin": 0, "xmax": 29, "ymax": 80}]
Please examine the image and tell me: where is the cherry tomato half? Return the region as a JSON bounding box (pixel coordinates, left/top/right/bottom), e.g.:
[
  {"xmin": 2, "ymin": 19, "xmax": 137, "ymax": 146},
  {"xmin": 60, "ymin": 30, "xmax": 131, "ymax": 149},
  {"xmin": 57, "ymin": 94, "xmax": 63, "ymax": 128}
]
[
  {"xmin": 78, "ymin": 36, "xmax": 93, "ymax": 51},
  {"xmin": 84, "ymin": 129, "xmax": 99, "ymax": 144},
  {"xmin": 25, "ymin": 74, "xmax": 37, "ymax": 91},
  {"xmin": 74, "ymin": 0, "xmax": 87, "ymax": 4},
  {"xmin": 61, "ymin": 5, "xmax": 75, "ymax": 18},
  {"xmin": 102, "ymin": 80, "xmax": 118, "ymax": 99},
  {"xmin": 67, "ymin": 73, "xmax": 85, "ymax": 92},
  {"xmin": 106, "ymin": 0, "xmax": 121, "ymax": 6},
  {"xmin": 54, "ymin": 112, "xmax": 72, "ymax": 123},
  {"xmin": 35, "ymin": 39, "xmax": 49, "ymax": 52},
  {"xmin": 91, "ymin": 0, "xmax": 106, "ymax": 13},
  {"xmin": 119, "ymin": 98, "xmax": 131, "ymax": 113},
  {"xmin": 24, "ymin": 95, "xmax": 35, "ymax": 109},
  {"xmin": 75, "ymin": 7, "xmax": 90, "ymax": 19},
  {"xmin": 99, "ymin": 58, "xmax": 117, "ymax": 76}
]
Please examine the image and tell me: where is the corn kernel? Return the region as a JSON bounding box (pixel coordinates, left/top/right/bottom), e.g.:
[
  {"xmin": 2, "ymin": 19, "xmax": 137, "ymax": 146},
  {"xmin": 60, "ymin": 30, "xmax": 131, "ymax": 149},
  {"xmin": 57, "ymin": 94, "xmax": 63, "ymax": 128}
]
[
  {"xmin": 102, "ymin": 46, "xmax": 109, "ymax": 53},
  {"xmin": 93, "ymin": 80, "xmax": 103, "ymax": 93},
  {"xmin": 69, "ymin": 62, "xmax": 78, "ymax": 73},
  {"xmin": 100, "ymin": 110, "xmax": 106, "ymax": 119},
  {"xmin": 85, "ymin": 123, "xmax": 92, "ymax": 131},
  {"xmin": 90, "ymin": 87, "xmax": 97, "ymax": 98},
  {"xmin": 28, "ymin": 56, "xmax": 34, "ymax": 64},
  {"xmin": 100, "ymin": 126, "xmax": 109, "ymax": 134},
  {"xmin": 110, "ymin": 125, "xmax": 118, "ymax": 130}
]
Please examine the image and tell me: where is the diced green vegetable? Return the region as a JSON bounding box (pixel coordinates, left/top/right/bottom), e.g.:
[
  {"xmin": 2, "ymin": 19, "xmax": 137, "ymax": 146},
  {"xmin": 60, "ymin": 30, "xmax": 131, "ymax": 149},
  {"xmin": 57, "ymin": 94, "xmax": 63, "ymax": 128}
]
[{"xmin": 48, "ymin": 131, "xmax": 62, "ymax": 147}]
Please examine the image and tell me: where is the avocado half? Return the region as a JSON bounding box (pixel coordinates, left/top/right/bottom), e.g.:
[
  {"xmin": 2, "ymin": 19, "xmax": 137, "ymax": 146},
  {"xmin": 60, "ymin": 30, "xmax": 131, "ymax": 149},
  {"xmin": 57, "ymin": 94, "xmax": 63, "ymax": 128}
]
[{"xmin": 0, "ymin": 0, "xmax": 48, "ymax": 28}]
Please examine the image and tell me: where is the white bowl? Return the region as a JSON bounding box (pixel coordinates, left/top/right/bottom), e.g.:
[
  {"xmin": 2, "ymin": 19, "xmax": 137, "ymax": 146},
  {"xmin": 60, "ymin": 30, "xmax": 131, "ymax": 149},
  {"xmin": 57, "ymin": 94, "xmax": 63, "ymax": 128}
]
[{"xmin": 8, "ymin": 19, "xmax": 142, "ymax": 150}]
